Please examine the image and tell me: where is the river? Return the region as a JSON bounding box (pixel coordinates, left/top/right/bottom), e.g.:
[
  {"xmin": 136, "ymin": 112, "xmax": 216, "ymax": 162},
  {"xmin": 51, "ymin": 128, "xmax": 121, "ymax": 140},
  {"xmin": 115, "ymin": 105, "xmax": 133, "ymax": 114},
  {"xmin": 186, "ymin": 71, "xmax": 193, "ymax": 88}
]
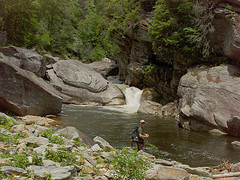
[{"xmin": 55, "ymin": 103, "xmax": 240, "ymax": 167}]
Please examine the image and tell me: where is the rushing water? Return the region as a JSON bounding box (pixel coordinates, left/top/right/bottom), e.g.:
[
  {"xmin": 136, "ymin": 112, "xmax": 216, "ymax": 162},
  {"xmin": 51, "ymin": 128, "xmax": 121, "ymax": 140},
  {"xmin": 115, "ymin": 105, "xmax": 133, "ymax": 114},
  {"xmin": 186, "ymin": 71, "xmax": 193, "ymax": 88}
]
[{"xmin": 55, "ymin": 104, "xmax": 240, "ymax": 167}]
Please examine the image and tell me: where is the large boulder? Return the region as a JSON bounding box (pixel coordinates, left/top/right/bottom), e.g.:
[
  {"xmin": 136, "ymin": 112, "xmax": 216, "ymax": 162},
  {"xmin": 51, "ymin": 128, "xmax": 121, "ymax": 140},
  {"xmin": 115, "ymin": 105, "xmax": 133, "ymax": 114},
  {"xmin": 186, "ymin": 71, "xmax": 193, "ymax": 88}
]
[
  {"xmin": 46, "ymin": 60, "xmax": 125, "ymax": 105},
  {"xmin": 0, "ymin": 46, "xmax": 46, "ymax": 77},
  {"xmin": 88, "ymin": 58, "xmax": 118, "ymax": 78},
  {"xmin": 177, "ymin": 65, "xmax": 240, "ymax": 136},
  {"xmin": 0, "ymin": 58, "xmax": 62, "ymax": 116}
]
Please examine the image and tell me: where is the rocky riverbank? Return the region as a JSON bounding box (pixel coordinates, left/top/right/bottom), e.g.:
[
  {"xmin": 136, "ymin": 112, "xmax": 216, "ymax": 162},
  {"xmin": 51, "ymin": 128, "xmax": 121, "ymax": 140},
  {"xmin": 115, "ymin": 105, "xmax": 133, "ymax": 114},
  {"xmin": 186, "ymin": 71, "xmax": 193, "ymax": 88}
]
[{"xmin": 0, "ymin": 113, "xmax": 240, "ymax": 180}]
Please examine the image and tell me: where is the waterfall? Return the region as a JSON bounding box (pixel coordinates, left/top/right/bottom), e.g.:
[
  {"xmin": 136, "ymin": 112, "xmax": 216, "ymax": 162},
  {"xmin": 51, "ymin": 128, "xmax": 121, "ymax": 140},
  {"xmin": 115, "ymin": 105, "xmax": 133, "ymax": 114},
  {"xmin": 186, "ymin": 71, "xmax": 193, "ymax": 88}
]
[
  {"xmin": 102, "ymin": 86, "xmax": 143, "ymax": 113},
  {"xmin": 124, "ymin": 87, "xmax": 143, "ymax": 107}
]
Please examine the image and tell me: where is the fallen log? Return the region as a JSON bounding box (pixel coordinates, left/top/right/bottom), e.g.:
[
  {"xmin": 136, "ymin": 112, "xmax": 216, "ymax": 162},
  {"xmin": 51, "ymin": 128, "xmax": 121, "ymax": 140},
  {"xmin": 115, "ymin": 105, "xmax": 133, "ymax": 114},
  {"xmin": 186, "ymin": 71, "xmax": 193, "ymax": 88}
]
[{"xmin": 212, "ymin": 172, "xmax": 240, "ymax": 179}]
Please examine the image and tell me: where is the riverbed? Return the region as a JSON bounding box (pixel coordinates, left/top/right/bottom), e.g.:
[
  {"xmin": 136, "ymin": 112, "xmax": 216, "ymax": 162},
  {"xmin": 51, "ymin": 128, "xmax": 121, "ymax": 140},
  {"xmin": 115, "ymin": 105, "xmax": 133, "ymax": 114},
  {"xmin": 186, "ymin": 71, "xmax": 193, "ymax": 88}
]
[{"xmin": 55, "ymin": 104, "xmax": 240, "ymax": 167}]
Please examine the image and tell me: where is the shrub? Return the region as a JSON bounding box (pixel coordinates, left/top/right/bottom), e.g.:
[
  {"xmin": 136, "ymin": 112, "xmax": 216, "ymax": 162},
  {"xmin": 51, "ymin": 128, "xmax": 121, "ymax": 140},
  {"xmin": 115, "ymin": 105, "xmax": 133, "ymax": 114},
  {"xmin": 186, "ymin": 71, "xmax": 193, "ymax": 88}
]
[
  {"xmin": 45, "ymin": 148, "xmax": 83, "ymax": 166},
  {"xmin": 111, "ymin": 148, "xmax": 151, "ymax": 180},
  {"xmin": 41, "ymin": 130, "xmax": 65, "ymax": 145}
]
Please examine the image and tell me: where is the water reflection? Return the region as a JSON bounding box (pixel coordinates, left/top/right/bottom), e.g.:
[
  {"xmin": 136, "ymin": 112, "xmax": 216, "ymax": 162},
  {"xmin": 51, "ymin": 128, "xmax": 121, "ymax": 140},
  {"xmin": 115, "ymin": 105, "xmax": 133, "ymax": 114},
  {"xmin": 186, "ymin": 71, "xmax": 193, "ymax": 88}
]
[{"xmin": 55, "ymin": 104, "xmax": 240, "ymax": 167}]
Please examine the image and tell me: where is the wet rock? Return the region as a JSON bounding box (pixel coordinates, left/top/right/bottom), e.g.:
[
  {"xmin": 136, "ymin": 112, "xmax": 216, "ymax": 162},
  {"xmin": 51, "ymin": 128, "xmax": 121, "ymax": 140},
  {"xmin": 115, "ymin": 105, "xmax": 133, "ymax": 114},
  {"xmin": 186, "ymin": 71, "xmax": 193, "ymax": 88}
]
[
  {"xmin": 161, "ymin": 101, "xmax": 178, "ymax": 117},
  {"xmin": 227, "ymin": 116, "xmax": 240, "ymax": 137},
  {"xmin": 231, "ymin": 141, "xmax": 240, "ymax": 146}
]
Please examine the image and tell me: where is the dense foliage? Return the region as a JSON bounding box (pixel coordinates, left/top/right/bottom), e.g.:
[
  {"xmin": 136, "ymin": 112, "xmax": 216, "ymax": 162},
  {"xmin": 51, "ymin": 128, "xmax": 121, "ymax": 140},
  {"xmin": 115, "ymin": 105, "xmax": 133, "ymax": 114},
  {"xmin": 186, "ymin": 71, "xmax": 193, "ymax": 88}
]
[
  {"xmin": 0, "ymin": 0, "xmax": 221, "ymax": 65},
  {"xmin": 0, "ymin": 0, "xmax": 142, "ymax": 61}
]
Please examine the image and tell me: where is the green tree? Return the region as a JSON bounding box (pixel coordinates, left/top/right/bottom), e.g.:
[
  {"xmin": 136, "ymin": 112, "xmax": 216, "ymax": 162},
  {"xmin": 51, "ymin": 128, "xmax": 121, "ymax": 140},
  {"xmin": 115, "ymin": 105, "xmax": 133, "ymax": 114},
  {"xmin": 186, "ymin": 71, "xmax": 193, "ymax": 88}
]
[
  {"xmin": 0, "ymin": 0, "xmax": 39, "ymax": 47},
  {"xmin": 149, "ymin": 0, "xmax": 201, "ymax": 66}
]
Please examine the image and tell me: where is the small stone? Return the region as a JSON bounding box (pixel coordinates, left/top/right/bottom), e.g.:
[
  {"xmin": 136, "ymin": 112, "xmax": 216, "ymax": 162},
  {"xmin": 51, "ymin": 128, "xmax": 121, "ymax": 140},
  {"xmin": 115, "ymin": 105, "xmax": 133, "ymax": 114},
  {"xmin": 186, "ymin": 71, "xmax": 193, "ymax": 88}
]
[{"xmin": 91, "ymin": 144, "xmax": 102, "ymax": 152}]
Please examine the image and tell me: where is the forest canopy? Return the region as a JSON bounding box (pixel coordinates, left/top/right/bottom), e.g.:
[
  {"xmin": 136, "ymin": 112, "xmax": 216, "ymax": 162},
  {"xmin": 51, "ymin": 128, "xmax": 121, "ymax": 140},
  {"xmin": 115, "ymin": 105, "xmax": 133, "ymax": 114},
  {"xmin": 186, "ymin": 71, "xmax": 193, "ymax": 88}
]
[{"xmin": 0, "ymin": 0, "xmax": 218, "ymax": 64}]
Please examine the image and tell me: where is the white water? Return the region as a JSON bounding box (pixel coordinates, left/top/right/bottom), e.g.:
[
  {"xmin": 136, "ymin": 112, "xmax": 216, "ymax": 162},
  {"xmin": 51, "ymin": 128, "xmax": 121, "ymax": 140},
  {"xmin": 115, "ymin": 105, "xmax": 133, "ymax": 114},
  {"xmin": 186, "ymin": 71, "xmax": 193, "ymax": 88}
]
[{"xmin": 102, "ymin": 86, "xmax": 143, "ymax": 113}]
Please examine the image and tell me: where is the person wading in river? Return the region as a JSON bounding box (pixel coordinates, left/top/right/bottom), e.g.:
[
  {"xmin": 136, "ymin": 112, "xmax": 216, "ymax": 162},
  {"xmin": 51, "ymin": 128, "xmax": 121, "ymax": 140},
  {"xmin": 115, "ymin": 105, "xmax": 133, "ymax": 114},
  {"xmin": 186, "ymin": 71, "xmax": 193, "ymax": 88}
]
[{"xmin": 137, "ymin": 119, "xmax": 149, "ymax": 151}]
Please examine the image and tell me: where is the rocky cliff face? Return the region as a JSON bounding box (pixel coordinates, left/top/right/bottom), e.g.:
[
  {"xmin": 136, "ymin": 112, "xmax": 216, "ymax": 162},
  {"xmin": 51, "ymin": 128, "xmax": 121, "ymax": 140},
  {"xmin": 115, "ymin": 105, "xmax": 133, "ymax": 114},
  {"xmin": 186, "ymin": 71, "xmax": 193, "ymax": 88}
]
[
  {"xmin": 112, "ymin": 0, "xmax": 240, "ymax": 105},
  {"xmin": 112, "ymin": 15, "xmax": 186, "ymax": 105}
]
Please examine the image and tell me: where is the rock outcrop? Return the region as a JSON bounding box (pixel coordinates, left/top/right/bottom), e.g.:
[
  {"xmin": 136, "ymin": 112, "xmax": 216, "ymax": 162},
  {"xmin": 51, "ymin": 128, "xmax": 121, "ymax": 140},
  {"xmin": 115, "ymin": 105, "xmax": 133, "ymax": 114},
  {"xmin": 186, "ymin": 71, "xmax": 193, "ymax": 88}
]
[
  {"xmin": 88, "ymin": 58, "xmax": 119, "ymax": 78},
  {"xmin": 212, "ymin": 0, "xmax": 240, "ymax": 63},
  {"xmin": 46, "ymin": 60, "xmax": 125, "ymax": 105},
  {"xmin": 0, "ymin": 46, "xmax": 46, "ymax": 78},
  {"xmin": 111, "ymin": 17, "xmax": 187, "ymax": 105},
  {"xmin": 177, "ymin": 64, "xmax": 240, "ymax": 136},
  {"xmin": 0, "ymin": 58, "xmax": 62, "ymax": 116}
]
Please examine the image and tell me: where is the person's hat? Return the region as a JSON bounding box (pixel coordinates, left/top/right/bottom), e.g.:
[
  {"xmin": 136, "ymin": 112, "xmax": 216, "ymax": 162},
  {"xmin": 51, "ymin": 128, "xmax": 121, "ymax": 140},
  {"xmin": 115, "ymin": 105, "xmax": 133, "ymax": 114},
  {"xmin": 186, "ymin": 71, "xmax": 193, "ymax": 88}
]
[{"xmin": 140, "ymin": 119, "xmax": 145, "ymax": 123}]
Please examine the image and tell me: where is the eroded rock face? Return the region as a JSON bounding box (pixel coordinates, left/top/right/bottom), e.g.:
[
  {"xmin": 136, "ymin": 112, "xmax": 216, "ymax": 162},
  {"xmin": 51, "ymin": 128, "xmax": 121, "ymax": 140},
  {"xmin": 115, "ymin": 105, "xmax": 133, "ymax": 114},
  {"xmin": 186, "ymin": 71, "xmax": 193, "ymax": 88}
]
[
  {"xmin": 47, "ymin": 60, "xmax": 125, "ymax": 105},
  {"xmin": 212, "ymin": 1, "xmax": 240, "ymax": 63},
  {"xmin": 177, "ymin": 65, "xmax": 240, "ymax": 136},
  {"xmin": 111, "ymin": 19, "xmax": 186, "ymax": 105},
  {"xmin": 0, "ymin": 46, "xmax": 46, "ymax": 77},
  {"xmin": 0, "ymin": 58, "xmax": 62, "ymax": 116}
]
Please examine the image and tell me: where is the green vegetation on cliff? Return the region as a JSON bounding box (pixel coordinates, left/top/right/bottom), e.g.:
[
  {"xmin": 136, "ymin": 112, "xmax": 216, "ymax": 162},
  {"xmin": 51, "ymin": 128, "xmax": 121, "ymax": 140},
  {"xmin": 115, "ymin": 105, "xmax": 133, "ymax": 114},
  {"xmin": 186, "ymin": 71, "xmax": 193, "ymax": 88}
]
[{"xmin": 0, "ymin": 0, "xmax": 224, "ymax": 65}]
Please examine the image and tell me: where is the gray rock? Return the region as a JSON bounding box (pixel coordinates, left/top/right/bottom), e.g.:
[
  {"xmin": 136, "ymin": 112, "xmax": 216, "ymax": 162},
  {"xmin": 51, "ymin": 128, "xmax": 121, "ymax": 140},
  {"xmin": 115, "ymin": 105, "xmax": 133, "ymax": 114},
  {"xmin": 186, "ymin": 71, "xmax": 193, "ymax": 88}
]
[
  {"xmin": 42, "ymin": 160, "xmax": 61, "ymax": 167},
  {"xmin": 47, "ymin": 60, "xmax": 124, "ymax": 105},
  {"xmin": 100, "ymin": 152, "xmax": 110, "ymax": 159},
  {"xmin": 21, "ymin": 136, "xmax": 50, "ymax": 146},
  {"xmin": 174, "ymin": 164, "xmax": 211, "ymax": 177},
  {"xmin": 72, "ymin": 177, "xmax": 92, "ymax": 180},
  {"xmin": 212, "ymin": 5, "xmax": 240, "ymax": 63},
  {"xmin": 227, "ymin": 116, "xmax": 240, "ymax": 137},
  {"xmin": 1, "ymin": 166, "xmax": 28, "ymax": 175},
  {"xmin": 145, "ymin": 164, "xmax": 189, "ymax": 180},
  {"xmin": 27, "ymin": 165, "xmax": 75, "ymax": 180},
  {"xmin": 154, "ymin": 159, "xmax": 178, "ymax": 166},
  {"xmin": 10, "ymin": 124, "xmax": 26, "ymax": 133},
  {"xmin": 88, "ymin": 58, "xmax": 118, "ymax": 78},
  {"xmin": 93, "ymin": 136, "xmax": 114, "ymax": 151},
  {"xmin": 82, "ymin": 154, "xmax": 97, "ymax": 166},
  {"xmin": 0, "ymin": 58, "xmax": 62, "ymax": 116},
  {"xmin": 138, "ymin": 100, "xmax": 162, "ymax": 116},
  {"xmin": 91, "ymin": 144, "xmax": 102, "ymax": 152},
  {"xmin": 33, "ymin": 145, "xmax": 48, "ymax": 156},
  {"xmin": 231, "ymin": 141, "xmax": 240, "ymax": 146},
  {"xmin": 58, "ymin": 126, "xmax": 94, "ymax": 148},
  {"xmin": 43, "ymin": 54, "xmax": 59, "ymax": 64},
  {"xmin": 177, "ymin": 65, "xmax": 240, "ymax": 136},
  {"xmin": 0, "ymin": 46, "xmax": 46, "ymax": 77}
]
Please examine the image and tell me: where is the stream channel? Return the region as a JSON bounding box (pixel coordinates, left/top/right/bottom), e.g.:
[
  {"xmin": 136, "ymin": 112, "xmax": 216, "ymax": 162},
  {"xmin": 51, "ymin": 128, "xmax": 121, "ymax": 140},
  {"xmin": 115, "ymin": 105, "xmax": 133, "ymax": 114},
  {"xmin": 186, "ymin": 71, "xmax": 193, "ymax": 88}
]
[{"xmin": 55, "ymin": 87, "xmax": 240, "ymax": 167}]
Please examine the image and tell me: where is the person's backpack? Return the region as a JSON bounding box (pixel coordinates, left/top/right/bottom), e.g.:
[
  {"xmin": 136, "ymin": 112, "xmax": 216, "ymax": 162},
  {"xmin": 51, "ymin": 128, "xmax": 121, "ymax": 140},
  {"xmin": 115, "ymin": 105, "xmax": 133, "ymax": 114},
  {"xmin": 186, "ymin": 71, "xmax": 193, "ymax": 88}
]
[{"xmin": 131, "ymin": 126, "xmax": 139, "ymax": 142}]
